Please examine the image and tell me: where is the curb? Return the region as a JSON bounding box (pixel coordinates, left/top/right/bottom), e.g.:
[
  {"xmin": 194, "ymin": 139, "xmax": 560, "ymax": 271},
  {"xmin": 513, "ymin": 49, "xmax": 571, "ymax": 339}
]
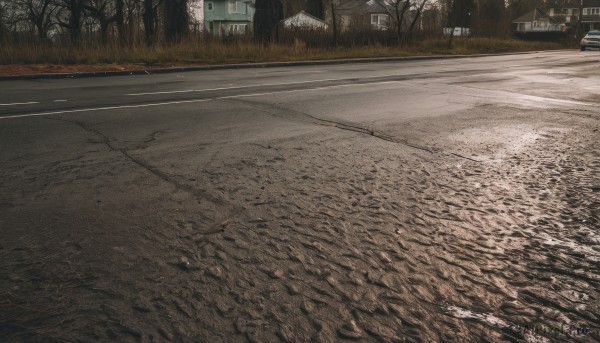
[{"xmin": 0, "ymin": 50, "xmax": 563, "ymax": 81}]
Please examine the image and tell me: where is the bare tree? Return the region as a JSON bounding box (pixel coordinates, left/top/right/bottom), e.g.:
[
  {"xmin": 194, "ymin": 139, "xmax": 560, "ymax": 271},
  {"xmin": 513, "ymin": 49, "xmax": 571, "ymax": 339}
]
[
  {"xmin": 123, "ymin": 0, "xmax": 139, "ymax": 43},
  {"xmin": 13, "ymin": 0, "xmax": 57, "ymax": 40},
  {"xmin": 0, "ymin": 1, "xmax": 6, "ymax": 40},
  {"xmin": 115, "ymin": 0, "xmax": 125, "ymax": 44},
  {"xmin": 405, "ymin": 0, "xmax": 431, "ymax": 42},
  {"xmin": 56, "ymin": 0, "xmax": 86, "ymax": 43},
  {"xmin": 388, "ymin": 0, "xmax": 411, "ymax": 44},
  {"xmin": 83, "ymin": 0, "xmax": 118, "ymax": 43},
  {"xmin": 142, "ymin": 0, "xmax": 160, "ymax": 45},
  {"xmin": 385, "ymin": 0, "xmax": 432, "ymax": 45}
]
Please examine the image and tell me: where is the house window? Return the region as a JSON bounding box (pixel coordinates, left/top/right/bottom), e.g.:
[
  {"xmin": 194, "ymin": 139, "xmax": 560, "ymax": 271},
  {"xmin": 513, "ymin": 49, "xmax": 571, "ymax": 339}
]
[
  {"xmin": 207, "ymin": 2, "xmax": 213, "ymax": 11},
  {"xmin": 228, "ymin": 1, "xmax": 245, "ymax": 14},
  {"xmin": 229, "ymin": 24, "xmax": 247, "ymax": 34},
  {"xmin": 371, "ymin": 14, "xmax": 389, "ymax": 30}
]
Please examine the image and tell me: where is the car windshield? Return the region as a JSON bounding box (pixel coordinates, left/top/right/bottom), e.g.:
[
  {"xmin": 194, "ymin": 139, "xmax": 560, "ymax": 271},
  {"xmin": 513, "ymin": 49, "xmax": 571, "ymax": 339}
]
[{"xmin": 587, "ymin": 31, "xmax": 600, "ymax": 36}]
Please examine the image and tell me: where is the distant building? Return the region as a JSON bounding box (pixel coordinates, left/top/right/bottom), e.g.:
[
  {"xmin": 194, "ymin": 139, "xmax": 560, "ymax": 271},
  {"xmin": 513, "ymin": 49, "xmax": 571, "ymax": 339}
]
[
  {"xmin": 334, "ymin": 0, "xmax": 398, "ymax": 31},
  {"xmin": 513, "ymin": 0, "xmax": 600, "ymax": 34},
  {"xmin": 282, "ymin": 11, "xmax": 329, "ymax": 30},
  {"xmin": 204, "ymin": 0, "xmax": 255, "ymax": 35},
  {"xmin": 513, "ymin": 9, "xmax": 563, "ymax": 32}
]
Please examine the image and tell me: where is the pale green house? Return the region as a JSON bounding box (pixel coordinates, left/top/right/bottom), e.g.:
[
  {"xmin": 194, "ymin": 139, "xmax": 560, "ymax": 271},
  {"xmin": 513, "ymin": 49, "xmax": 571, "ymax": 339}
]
[{"xmin": 204, "ymin": 0, "xmax": 256, "ymax": 35}]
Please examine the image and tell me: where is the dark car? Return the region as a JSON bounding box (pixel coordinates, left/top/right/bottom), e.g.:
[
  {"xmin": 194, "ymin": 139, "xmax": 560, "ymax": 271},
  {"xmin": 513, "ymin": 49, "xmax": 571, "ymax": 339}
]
[{"xmin": 580, "ymin": 30, "xmax": 600, "ymax": 50}]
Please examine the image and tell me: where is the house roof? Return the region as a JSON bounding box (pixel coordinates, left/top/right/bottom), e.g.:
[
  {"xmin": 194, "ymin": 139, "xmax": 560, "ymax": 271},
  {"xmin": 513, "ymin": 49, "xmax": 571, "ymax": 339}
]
[
  {"xmin": 365, "ymin": 0, "xmax": 389, "ymax": 13},
  {"xmin": 282, "ymin": 11, "xmax": 327, "ymax": 24},
  {"xmin": 560, "ymin": 0, "xmax": 600, "ymax": 7},
  {"xmin": 335, "ymin": 0, "xmax": 400, "ymax": 15},
  {"xmin": 514, "ymin": 7, "xmax": 600, "ymax": 24},
  {"xmin": 513, "ymin": 9, "xmax": 558, "ymax": 23}
]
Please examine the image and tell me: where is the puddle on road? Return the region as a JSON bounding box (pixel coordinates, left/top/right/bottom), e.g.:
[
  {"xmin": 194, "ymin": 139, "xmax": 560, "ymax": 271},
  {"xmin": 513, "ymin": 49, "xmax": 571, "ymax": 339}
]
[{"xmin": 446, "ymin": 124, "xmax": 543, "ymax": 161}]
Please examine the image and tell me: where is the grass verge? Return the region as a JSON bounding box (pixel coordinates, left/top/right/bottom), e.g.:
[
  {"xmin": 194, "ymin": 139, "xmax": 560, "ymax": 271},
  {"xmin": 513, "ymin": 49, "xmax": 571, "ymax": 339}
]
[{"xmin": 0, "ymin": 37, "xmax": 567, "ymax": 75}]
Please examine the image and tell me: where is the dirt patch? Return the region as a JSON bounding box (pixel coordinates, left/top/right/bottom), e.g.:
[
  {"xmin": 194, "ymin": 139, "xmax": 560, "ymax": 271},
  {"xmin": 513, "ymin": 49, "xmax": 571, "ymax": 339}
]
[{"xmin": 0, "ymin": 63, "xmax": 202, "ymax": 76}]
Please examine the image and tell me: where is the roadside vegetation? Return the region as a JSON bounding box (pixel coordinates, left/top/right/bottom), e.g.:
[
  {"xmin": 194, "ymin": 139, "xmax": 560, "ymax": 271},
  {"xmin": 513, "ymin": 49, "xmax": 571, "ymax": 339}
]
[
  {"xmin": 0, "ymin": 0, "xmax": 573, "ymax": 73},
  {"xmin": 0, "ymin": 35, "xmax": 565, "ymax": 67}
]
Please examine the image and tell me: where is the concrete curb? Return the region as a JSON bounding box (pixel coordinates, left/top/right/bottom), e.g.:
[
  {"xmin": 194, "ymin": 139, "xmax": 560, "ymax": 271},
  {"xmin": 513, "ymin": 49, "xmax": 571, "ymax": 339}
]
[{"xmin": 0, "ymin": 50, "xmax": 564, "ymax": 81}]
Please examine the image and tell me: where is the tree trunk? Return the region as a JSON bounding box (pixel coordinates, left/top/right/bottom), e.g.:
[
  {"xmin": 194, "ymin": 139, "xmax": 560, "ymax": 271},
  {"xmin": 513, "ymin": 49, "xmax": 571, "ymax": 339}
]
[
  {"xmin": 67, "ymin": 0, "xmax": 83, "ymax": 44},
  {"xmin": 253, "ymin": 0, "xmax": 283, "ymax": 45},
  {"xmin": 395, "ymin": 0, "xmax": 410, "ymax": 46},
  {"xmin": 35, "ymin": 19, "xmax": 46, "ymax": 40},
  {"xmin": 143, "ymin": 0, "xmax": 155, "ymax": 45},
  {"xmin": 116, "ymin": 0, "xmax": 126, "ymax": 45},
  {"xmin": 164, "ymin": 0, "xmax": 189, "ymax": 43},
  {"xmin": 406, "ymin": 1, "xmax": 426, "ymax": 45},
  {"xmin": 100, "ymin": 20, "xmax": 109, "ymax": 44},
  {"xmin": 331, "ymin": 1, "xmax": 337, "ymax": 47}
]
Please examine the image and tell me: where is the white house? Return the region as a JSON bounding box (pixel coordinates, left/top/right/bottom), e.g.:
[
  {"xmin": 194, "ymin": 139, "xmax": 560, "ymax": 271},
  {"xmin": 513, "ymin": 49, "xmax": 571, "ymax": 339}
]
[
  {"xmin": 282, "ymin": 11, "xmax": 329, "ymax": 30},
  {"xmin": 513, "ymin": 9, "xmax": 563, "ymax": 32},
  {"xmin": 514, "ymin": 1, "xmax": 600, "ymax": 33}
]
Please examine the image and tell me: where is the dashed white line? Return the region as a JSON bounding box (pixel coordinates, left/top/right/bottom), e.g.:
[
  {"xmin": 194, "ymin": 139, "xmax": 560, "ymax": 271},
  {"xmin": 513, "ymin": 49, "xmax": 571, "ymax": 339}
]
[
  {"xmin": 126, "ymin": 78, "xmax": 344, "ymax": 96},
  {"xmin": 6, "ymin": 78, "xmax": 590, "ymax": 121},
  {"xmin": 0, "ymin": 99, "xmax": 213, "ymax": 120},
  {"xmin": 0, "ymin": 101, "xmax": 39, "ymax": 106},
  {"xmin": 218, "ymin": 81, "xmax": 401, "ymax": 100},
  {"xmin": 125, "ymin": 73, "xmax": 419, "ymax": 97},
  {"xmin": 1, "ymin": 81, "xmax": 405, "ymax": 120}
]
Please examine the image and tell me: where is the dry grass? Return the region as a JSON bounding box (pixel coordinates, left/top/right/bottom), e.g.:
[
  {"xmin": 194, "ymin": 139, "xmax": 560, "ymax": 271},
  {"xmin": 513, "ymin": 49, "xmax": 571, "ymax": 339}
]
[{"xmin": 0, "ymin": 35, "xmax": 566, "ymax": 68}]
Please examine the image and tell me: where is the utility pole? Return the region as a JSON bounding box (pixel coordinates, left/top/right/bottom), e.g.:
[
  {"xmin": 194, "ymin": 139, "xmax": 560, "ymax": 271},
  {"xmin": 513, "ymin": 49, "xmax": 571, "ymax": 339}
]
[
  {"xmin": 577, "ymin": 0, "xmax": 584, "ymax": 40},
  {"xmin": 331, "ymin": 1, "xmax": 338, "ymax": 47}
]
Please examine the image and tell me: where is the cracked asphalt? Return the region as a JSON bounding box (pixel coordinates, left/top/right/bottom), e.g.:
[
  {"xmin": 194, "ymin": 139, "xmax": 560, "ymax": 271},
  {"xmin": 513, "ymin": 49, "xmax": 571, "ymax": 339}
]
[{"xmin": 1, "ymin": 51, "xmax": 599, "ymax": 342}]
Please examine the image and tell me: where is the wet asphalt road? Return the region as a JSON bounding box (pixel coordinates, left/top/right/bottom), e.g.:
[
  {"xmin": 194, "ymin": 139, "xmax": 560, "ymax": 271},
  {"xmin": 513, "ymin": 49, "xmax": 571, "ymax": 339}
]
[{"xmin": 1, "ymin": 51, "xmax": 599, "ymax": 342}]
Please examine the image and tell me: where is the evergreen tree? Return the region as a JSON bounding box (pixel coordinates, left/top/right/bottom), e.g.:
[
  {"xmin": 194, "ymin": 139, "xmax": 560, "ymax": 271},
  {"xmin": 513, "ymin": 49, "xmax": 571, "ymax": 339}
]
[
  {"xmin": 448, "ymin": 0, "xmax": 474, "ymax": 28},
  {"xmin": 254, "ymin": 0, "xmax": 283, "ymax": 44},
  {"xmin": 477, "ymin": 0, "xmax": 506, "ymax": 36},
  {"xmin": 306, "ymin": 0, "xmax": 324, "ymax": 19},
  {"xmin": 164, "ymin": 0, "xmax": 189, "ymax": 42}
]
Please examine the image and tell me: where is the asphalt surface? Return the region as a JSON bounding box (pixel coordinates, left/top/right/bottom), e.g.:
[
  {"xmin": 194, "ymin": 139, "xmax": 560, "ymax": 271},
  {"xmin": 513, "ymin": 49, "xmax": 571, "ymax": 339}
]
[{"xmin": 1, "ymin": 51, "xmax": 599, "ymax": 342}]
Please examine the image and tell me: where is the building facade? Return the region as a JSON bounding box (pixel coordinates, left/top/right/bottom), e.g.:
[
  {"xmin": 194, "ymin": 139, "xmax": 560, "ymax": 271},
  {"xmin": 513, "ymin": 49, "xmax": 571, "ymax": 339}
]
[
  {"xmin": 514, "ymin": 0, "xmax": 600, "ymax": 33},
  {"xmin": 204, "ymin": 0, "xmax": 255, "ymax": 35}
]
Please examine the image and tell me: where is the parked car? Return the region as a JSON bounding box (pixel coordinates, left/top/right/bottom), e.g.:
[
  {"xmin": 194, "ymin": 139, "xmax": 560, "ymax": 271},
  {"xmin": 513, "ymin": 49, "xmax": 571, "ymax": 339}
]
[{"xmin": 580, "ymin": 30, "xmax": 600, "ymax": 51}]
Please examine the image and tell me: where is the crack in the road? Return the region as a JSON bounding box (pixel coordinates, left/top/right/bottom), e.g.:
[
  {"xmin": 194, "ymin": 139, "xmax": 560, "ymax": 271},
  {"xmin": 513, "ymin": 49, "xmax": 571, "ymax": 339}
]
[
  {"xmin": 228, "ymin": 98, "xmax": 482, "ymax": 163},
  {"xmin": 227, "ymin": 98, "xmax": 434, "ymax": 153},
  {"xmin": 46, "ymin": 116, "xmax": 242, "ymax": 231}
]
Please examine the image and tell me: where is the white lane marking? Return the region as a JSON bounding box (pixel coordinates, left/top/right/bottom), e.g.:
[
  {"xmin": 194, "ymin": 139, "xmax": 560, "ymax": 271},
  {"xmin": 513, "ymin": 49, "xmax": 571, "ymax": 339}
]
[
  {"xmin": 433, "ymin": 83, "xmax": 595, "ymax": 107},
  {"xmin": 0, "ymin": 81, "xmax": 403, "ymax": 120},
  {"xmin": 218, "ymin": 81, "xmax": 401, "ymax": 100},
  {"xmin": 4, "ymin": 78, "xmax": 595, "ymax": 121},
  {"xmin": 129, "ymin": 89, "xmax": 196, "ymax": 96},
  {"xmin": 127, "ymin": 78, "xmax": 346, "ymax": 96},
  {"xmin": 0, "ymin": 101, "xmax": 39, "ymax": 106},
  {"xmin": 0, "ymin": 99, "xmax": 213, "ymax": 120},
  {"xmin": 125, "ymin": 73, "xmax": 420, "ymax": 96}
]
